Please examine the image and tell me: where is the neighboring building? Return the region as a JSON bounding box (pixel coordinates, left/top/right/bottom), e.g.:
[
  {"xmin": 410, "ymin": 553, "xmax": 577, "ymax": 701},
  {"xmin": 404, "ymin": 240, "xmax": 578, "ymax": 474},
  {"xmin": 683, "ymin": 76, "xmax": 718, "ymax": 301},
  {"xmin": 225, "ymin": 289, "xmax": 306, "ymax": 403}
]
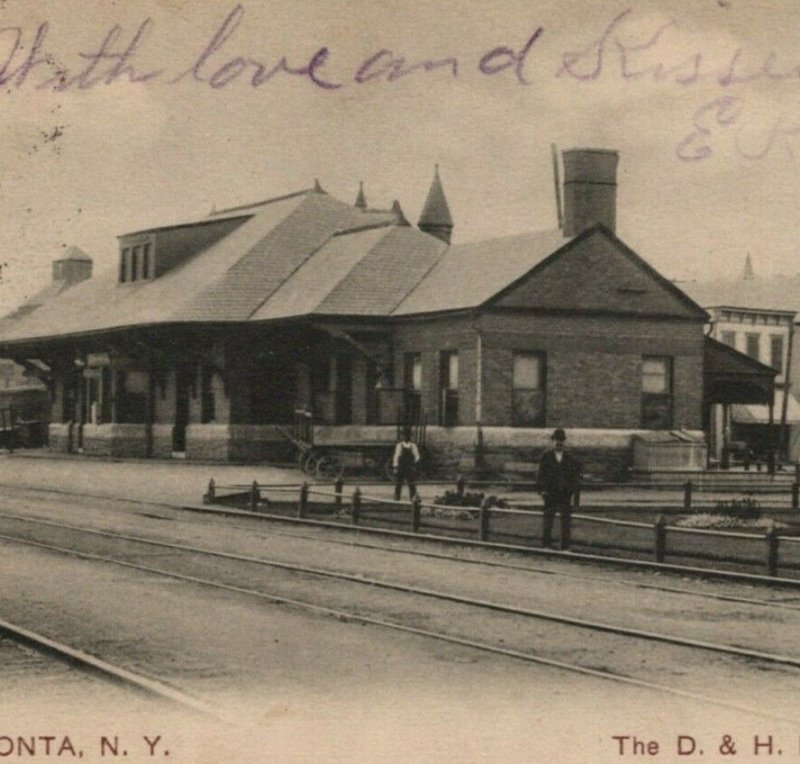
[
  {"xmin": 0, "ymin": 149, "xmax": 756, "ymax": 476},
  {"xmin": 684, "ymin": 258, "xmax": 800, "ymax": 462},
  {"xmin": 0, "ymin": 247, "xmax": 93, "ymax": 444}
]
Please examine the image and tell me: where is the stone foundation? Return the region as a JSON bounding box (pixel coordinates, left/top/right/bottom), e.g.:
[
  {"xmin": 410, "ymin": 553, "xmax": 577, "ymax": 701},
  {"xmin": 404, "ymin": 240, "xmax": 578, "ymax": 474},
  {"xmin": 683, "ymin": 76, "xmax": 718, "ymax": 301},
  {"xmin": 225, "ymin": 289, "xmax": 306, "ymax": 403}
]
[
  {"xmin": 151, "ymin": 424, "xmax": 175, "ymax": 459},
  {"xmin": 81, "ymin": 424, "xmax": 149, "ymax": 458},
  {"xmin": 186, "ymin": 425, "xmax": 292, "ymax": 462},
  {"xmin": 48, "ymin": 423, "xmax": 73, "ymax": 453}
]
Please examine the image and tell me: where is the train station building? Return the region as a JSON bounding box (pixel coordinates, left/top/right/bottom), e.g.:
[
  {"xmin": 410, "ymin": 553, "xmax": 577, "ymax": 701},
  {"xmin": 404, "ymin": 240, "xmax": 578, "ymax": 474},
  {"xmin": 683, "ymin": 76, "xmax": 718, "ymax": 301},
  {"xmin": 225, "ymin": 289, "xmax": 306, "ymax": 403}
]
[{"xmin": 0, "ymin": 149, "xmax": 772, "ymax": 476}]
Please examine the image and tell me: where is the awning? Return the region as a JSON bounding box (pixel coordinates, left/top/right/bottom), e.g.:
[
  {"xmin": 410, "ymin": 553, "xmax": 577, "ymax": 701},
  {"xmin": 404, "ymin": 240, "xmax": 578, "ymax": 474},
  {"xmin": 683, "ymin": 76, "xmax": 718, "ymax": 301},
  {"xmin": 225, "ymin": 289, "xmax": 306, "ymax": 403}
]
[{"xmin": 733, "ymin": 390, "xmax": 800, "ymax": 425}]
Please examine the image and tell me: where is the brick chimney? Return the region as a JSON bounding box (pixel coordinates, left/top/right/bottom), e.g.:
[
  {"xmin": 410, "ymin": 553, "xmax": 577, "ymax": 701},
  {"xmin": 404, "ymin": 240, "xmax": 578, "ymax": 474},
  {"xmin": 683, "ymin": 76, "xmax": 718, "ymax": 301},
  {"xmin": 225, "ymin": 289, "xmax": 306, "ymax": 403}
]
[
  {"xmin": 562, "ymin": 148, "xmax": 619, "ymax": 237},
  {"xmin": 52, "ymin": 246, "xmax": 92, "ymax": 285}
]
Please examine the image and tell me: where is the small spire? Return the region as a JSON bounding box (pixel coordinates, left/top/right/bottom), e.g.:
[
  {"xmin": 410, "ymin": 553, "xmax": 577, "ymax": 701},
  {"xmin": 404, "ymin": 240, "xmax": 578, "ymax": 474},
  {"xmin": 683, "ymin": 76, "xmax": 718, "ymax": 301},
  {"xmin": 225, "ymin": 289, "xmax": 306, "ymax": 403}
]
[
  {"xmin": 418, "ymin": 165, "xmax": 453, "ymax": 243},
  {"xmin": 391, "ymin": 200, "xmax": 410, "ymax": 226},
  {"xmin": 742, "ymin": 252, "xmax": 754, "ymax": 280},
  {"xmin": 355, "ymin": 181, "xmax": 367, "ymax": 209},
  {"xmin": 313, "ymin": 178, "xmax": 325, "ymax": 194}
]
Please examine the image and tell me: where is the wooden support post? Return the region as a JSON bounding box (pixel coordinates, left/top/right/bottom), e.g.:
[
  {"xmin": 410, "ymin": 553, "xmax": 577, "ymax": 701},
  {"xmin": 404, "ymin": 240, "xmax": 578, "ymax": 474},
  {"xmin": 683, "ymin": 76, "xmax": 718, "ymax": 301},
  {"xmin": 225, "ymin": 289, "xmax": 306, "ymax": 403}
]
[
  {"xmin": 351, "ymin": 488, "xmax": 361, "ymax": 525},
  {"xmin": 683, "ymin": 480, "xmax": 693, "ymax": 510},
  {"xmin": 479, "ymin": 497, "xmax": 491, "ymax": 542},
  {"xmin": 654, "ymin": 514, "xmax": 667, "ymax": 563},
  {"xmin": 573, "ymin": 487, "xmax": 581, "ymax": 509},
  {"xmin": 456, "ymin": 474, "xmax": 465, "ymax": 498},
  {"xmin": 335, "ymin": 477, "xmax": 344, "ymax": 510},
  {"xmin": 792, "ymin": 482, "xmax": 799, "ymax": 511},
  {"xmin": 203, "ymin": 478, "xmax": 216, "ymax": 505},
  {"xmin": 250, "ymin": 480, "xmax": 260, "ymax": 512},
  {"xmin": 795, "ymin": 462, "xmax": 800, "ymax": 483},
  {"xmin": 411, "ymin": 495, "xmax": 421, "ymax": 533},
  {"xmin": 298, "ymin": 482, "xmax": 309, "ymax": 518},
  {"xmin": 766, "ymin": 524, "xmax": 780, "ymax": 577}
]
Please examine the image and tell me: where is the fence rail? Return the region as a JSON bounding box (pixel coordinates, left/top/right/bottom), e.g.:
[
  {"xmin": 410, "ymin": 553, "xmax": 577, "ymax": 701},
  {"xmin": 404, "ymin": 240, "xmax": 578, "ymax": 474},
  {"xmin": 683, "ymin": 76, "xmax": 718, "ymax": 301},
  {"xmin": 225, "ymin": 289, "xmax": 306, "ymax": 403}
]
[{"xmin": 202, "ymin": 474, "xmax": 800, "ymax": 580}]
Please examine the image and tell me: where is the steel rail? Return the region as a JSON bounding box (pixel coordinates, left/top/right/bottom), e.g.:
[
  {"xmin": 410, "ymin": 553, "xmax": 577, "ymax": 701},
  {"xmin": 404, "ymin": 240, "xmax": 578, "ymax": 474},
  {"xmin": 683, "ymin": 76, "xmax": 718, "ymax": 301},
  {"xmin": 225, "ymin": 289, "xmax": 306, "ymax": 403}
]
[
  {"xmin": 0, "ymin": 528, "xmax": 797, "ymax": 725},
  {"xmin": 3, "ymin": 482, "xmax": 800, "ymax": 598},
  {"xmin": 0, "ymin": 614, "xmax": 215, "ymax": 716},
  {"xmin": 1, "ymin": 512, "xmax": 800, "ymax": 671}
]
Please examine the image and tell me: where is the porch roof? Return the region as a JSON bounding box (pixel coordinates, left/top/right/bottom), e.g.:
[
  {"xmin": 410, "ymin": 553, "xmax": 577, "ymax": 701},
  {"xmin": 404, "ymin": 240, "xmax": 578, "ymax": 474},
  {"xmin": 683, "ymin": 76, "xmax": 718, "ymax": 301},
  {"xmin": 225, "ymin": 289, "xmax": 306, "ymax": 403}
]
[{"xmin": 704, "ymin": 336, "xmax": 776, "ymax": 405}]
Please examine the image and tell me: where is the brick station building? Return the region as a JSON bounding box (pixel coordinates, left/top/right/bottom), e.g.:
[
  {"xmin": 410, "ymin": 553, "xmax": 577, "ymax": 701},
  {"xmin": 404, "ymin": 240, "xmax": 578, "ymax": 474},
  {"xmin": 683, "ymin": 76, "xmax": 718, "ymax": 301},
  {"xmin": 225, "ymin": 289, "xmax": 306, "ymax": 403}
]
[{"xmin": 0, "ymin": 149, "xmax": 749, "ymax": 476}]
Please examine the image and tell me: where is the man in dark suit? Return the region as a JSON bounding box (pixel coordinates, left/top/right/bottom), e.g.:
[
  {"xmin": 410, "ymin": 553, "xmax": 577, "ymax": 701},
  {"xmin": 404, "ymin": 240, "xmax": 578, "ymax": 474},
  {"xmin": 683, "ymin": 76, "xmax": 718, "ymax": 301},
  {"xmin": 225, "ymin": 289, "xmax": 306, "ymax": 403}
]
[{"xmin": 536, "ymin": 428, "xmax": 581, "ymax": 550}]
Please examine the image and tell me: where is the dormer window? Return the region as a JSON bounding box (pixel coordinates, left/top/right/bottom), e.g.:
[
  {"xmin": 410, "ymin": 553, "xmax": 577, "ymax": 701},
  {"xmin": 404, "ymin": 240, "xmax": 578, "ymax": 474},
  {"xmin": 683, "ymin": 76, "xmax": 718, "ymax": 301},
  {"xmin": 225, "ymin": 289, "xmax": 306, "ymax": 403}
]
[
  {"xmin": 120, "ymin": 248, "xmax": 129, "ymax": 282},
  {"xmin": 142, "ymin": 243, "xmax": 151, "ymax": 279},
  {"xmin": 119, "ymin": 239, "xmax": 154, "ymax": 283}
]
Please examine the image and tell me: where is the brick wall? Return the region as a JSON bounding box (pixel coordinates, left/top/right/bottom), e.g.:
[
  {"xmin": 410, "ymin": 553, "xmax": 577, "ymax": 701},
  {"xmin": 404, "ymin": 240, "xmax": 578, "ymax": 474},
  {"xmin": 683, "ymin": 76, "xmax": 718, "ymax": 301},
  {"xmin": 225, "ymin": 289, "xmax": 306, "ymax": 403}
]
[
  {"xmin": 477, "ymin": 312, "xmax": 704, "ymax": 429},
  {"xmin": 392, "ymin": 317, "xmax": 477, "ymax": 426}
]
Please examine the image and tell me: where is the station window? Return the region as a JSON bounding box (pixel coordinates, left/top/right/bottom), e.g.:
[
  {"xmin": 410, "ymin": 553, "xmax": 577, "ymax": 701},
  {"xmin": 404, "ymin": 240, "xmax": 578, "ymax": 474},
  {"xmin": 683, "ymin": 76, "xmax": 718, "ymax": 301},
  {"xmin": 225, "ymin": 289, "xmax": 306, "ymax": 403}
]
[
  {"xmin": 720, "ymin": 331, "xmax": 736, "ymax": 348},
  {"xmin": 512, "ymin": 352, "xmax": 546, "ymax": 426},
  {"xmin": 641, "ymin": 356, "xmax": 672, "ymax": 429},
  {"xmin": 439, "ymin": 350, "xmax": 458, "ymax": 427},
  {"xmin": 403, "ymin": 353, "xmax": 422, "ymax": 424}
]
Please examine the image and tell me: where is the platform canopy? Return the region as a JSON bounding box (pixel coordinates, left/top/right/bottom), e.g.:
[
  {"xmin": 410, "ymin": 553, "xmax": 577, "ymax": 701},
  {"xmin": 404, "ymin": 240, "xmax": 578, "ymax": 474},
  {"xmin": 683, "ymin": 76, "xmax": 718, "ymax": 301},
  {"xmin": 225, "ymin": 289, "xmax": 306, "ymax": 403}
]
[{"xmin": 733, "ymin": 390, "xmax": 800, "ymax": 425}]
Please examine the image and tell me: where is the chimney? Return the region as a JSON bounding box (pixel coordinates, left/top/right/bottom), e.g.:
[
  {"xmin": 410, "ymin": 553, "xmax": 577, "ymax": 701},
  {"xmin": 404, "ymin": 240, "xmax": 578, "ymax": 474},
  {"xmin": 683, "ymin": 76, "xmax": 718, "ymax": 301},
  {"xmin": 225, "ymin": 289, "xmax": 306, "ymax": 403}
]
[
  {"xmin": 562, "ymin": 148, "xmax": 619, "ymax": 237},
  {"xmin": 52, "ymin": 246, "xmax": 92, "ymax": 285}
]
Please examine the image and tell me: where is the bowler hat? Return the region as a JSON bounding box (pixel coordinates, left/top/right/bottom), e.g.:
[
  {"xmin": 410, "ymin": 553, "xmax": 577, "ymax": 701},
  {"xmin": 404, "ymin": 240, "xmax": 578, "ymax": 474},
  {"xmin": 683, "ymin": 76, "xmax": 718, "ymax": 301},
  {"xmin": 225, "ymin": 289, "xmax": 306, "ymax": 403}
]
[{"xmin": 551, "ymin": 428, "xmax": 566, "ymax": 441}]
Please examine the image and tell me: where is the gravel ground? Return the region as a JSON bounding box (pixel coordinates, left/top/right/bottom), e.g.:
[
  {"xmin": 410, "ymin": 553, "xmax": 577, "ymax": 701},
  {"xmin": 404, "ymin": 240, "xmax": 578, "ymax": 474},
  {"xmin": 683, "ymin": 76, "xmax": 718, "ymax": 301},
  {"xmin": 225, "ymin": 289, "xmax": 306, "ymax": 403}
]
[{"xmin": 2, "ymin": 457, "xmax": 800, "ymax": 762}]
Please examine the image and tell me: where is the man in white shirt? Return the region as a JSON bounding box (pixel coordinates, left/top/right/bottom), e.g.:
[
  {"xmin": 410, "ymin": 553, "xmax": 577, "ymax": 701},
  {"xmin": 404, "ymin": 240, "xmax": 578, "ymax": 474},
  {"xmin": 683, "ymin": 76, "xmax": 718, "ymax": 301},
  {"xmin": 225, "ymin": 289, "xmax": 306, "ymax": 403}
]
[{"xmin": 393, "ymin": 427, "xmax": 420, "ymax": 501}]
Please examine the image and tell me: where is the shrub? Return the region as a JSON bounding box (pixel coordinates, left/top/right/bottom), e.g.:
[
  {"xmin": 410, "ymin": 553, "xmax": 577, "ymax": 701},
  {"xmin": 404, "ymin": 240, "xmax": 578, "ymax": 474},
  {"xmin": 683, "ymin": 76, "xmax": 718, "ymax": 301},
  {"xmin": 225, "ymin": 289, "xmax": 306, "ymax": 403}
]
[
  {"xmin": 711, "ymin": 497, "xmax": 761, "ymax": 521},
  {"xmin": 433, "ymin": 489, "xmax": 508, "ymax": 509}
]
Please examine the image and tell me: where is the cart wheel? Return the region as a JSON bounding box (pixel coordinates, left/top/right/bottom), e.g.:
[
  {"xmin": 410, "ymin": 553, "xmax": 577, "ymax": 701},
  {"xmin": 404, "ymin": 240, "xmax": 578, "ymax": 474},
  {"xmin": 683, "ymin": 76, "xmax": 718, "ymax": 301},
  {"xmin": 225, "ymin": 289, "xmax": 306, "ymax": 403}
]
[
  {"xmin": 316, "ymin": 454, "xmax": 343, "ymax": 481},
  {"xmin": 303, "ymin": 455, "xmax": 318, "ymax": 475}
]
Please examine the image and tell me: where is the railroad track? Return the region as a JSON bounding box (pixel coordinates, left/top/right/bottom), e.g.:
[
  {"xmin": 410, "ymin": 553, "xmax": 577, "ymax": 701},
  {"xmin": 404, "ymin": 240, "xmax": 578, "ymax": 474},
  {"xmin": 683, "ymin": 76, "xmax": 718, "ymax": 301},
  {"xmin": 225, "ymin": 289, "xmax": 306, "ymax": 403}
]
[
  {"xmin": 0, "ymin": 508, "xmax": 799, "ymax": 723},
  {"xmin": 0, "ymin": 612, "xmax": 215, "ymax": 716},
  {"xmin": 2, "ymin": 481, "xmax": 800, "ymax": 614}
]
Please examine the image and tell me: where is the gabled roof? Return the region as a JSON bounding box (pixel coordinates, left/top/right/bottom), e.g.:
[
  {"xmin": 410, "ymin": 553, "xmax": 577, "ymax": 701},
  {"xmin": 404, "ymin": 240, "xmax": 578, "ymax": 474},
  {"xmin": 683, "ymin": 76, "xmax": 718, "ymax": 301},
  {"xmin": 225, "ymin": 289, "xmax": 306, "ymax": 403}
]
[
  {"xmin": 486, "ymin": 225, "xmax": 708, "ymax": 320},
  {"xmin": 393, "ymin": 229, "xmax": 566, "ymax": 315},
  {"xmin": 0, "ymin": 189, "xmax": 707, "ymax": 346},
  {"xmin": 681, "ymin": 275, "xmax": 800, "ymax": 315}
]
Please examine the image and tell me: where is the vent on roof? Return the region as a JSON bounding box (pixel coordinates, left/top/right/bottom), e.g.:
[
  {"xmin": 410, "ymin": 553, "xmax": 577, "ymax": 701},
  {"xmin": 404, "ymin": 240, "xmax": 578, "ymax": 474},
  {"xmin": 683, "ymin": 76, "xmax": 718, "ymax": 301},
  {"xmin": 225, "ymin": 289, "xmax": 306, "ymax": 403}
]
[{"xmin": 617, "ymin": 279, "xmax": 648, "ymax": 294}]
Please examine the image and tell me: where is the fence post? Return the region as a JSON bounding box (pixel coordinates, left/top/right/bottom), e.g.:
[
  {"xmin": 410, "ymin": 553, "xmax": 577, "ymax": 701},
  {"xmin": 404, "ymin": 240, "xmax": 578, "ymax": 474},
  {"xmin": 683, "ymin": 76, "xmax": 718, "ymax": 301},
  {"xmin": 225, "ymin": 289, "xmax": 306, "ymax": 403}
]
[
  {"xmin": 410, "ymin": 495, "xmax": 421, "ymax": 533},
  {"xmin": 795, "ymin": 463, "xmax": 800, "ymax": 483},
  {"xmin": 766, "ymin": 523, "xmax": 780, "ymax": 577},
  {"xmin": 456, "ymin": 474, "xmax": 465, "ymax": 498},
  {"xmin": 479, "ymin": 497, "xmax": 491, "ymax": 542},
  {"xmin": 250, "ymin": 480, "xmax": 260, "ymax": 511},
  {"xmin": 335, "ymin": 477, "xmax": 344, "ymax": 510},
  {"xmin": 654, "ymin": 514, "xmax": 667, "ymax": 563},
  {"xmin": 683, "ymin": 480, "xmax": 693, "ymax": 510},
  {"xmin": 203, "ymin": 478, "xmax": 215, "ymax": 505},
  {"xmin": 298, "ymin": 482, "xmax": 309, "ymax": 518},
  {"xmin": 792, "ymin": 482, "xmax": 799, "ymax": 511},
  {"xmin": 351, "ymin": 488, "xmax": 361, "ymax": 526},
  {"xmin": 573, "ymin": 487, "xmax": 581, "ymax": 510}
]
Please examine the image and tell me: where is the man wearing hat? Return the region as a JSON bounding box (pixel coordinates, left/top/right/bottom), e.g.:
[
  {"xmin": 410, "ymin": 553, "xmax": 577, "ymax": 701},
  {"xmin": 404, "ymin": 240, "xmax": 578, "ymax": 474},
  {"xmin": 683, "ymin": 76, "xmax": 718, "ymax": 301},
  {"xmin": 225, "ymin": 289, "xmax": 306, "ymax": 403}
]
[{"xmin": 536, "ymin": 428, "xmax": 581, "ymax": 549}]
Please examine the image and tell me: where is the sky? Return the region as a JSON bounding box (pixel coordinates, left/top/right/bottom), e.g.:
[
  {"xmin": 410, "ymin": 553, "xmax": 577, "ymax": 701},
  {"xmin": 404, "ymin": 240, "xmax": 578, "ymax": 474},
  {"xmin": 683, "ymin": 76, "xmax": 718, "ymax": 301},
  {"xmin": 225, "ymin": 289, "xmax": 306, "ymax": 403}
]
[{"xmin": 1, "ymin": 0, "xmax": 799, "ymax": 312}]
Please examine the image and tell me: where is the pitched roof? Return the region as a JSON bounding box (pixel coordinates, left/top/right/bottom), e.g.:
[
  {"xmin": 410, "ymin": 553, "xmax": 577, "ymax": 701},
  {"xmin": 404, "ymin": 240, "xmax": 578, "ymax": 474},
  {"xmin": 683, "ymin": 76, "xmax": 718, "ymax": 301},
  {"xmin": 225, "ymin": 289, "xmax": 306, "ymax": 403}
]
[
  {"xmin": 0, "ymin": 188, "xmax": 707, "ymax": 346},
  {"xmin": 393, "ymin": 229, "xmax": 568, "ymax": 315},
  {"xmin": 680, "ymin": 275, "xmax": 800, "ymax": 314},
  {"xmin": 418, "ymin": 167, "xmax": 453, "ymax": 227}
]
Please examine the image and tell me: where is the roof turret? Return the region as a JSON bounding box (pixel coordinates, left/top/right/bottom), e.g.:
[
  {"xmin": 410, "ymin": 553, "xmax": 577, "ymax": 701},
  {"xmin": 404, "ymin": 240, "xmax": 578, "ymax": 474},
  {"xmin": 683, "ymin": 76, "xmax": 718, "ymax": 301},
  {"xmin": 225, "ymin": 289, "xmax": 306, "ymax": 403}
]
[
  {"xmin": 417, "ymin": 165, "xmax": 453, "ymax": 243},
  {"xmin": 355, "ymin": 181, "xmax": 367, "ymax": 209}
]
